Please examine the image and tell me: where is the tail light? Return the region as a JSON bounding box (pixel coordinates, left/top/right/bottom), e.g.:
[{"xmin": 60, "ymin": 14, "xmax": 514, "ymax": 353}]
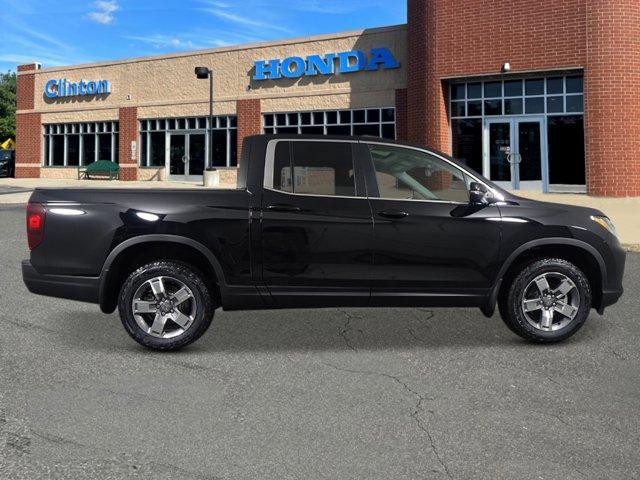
[{"xmin": 26, "ymin": 203, "xmax": 46, "ymax": 250}]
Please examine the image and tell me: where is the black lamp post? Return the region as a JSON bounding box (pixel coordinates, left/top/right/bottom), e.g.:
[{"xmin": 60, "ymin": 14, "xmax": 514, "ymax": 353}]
[{"xmin": 195, "ymin": 66, "xmax": 214, "ymax": 171}]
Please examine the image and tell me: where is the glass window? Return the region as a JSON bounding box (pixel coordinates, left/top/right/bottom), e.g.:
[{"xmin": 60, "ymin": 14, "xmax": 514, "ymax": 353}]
[
  {"xmin": 367, "ymin": 109, "xmax": 380, "ymax": 123},
  {"xmin": 484, "ymin": 99, "xmax": 502, "ymax": 116},
  {"xmin": 467, "ymin": 101, "xmax": 482, "ymax": 116},
  {"xmin": 269, "ymin": 141, "xmax": 292, "ymax": 193},
  {"xmin": 566, "ymin": 95, "xmax": 583, "ymax": 113},
  {"xmin": 291, "ymin": 141, "xmax": 356, "ymax": 197},
  {"xmin": 451, "ymin": 84, "xmax": 466, "ymax": 100},
  {"xmin": 566, "ymin": 77, "xmax": 583, "ymax": 93},
  {"xmin": 484, "ymin": 82, "xmax": 501, "ymax": 98},
  {"xmin": 467, "ymin": 83, "xmax": 482, "ymax": 99},
  {"xmin": 229, "ymin": 129, "xmax": 238, "ymax": 167},
  {"xmin": 547, "ymin": 77, "xmax": 564, "ymax": 95},
  {"xmin": 51, "ymin": 136, "xmax": 64, "ymax": 166},
  {"xmin": 98, "ymin": 134, "xmax": 112, "ymax": 161},
  {"xmin": 149, "ymin": 132, "xmax": 165, "ymax": 166},
  {"xmin": 326, "ymin": 125, "xmax": 350, "ymax": 136},
  {"xmin": 67, "ymin": 135, "xmax": 80, "ymax": 166},
  {"xmin": 525, "ymin": 79, "xmax": 544, "ymax": 96},
  {"xmin": 452, "ymin": 119, "xmax": 482, "ymax": 174},
  {"xmin": 353, "ymin": 110, "xmax": 366, "ymax": 123},
  {"xmin": 381, "ymin": 124, "xmax": 395, "ymax": 139},
  {"xmin": 548, "ymin": 116, "xmax": 585, "ymax": 185},
  {"xmin": 452, "ymin": 101, "xmax": 465, "ymax": 117},
  {"xmin": 504, "ymin": 98, "xmax": 523, "ymax": 115},
  {"xmin": 82, "ymin": 134, "xmax": 95, "ymax": 165},
  {"xmin": 264, "ymin": 108, "xmax": 395, "ymax": 140},
  {"xmin": 339, "ymin": 110, "xmax": 351, "ymax": 124},
  {"xmin": 525, "ymin": 97, "xmax": 544, "ymax": 114},
  {"xmin": 504, "ymin": 80, "xmax": 522, "ymax": 97},
  {"xmin": 354, "ymin": 124, "xmax": 380, "ymax": 137},
  {"xmin": 368, "ymin": 144, "xmax": 469, "ymax": 203},
  {"xmin": 547, "ymin": 96, "xmax": 564, "ymax": 113}
]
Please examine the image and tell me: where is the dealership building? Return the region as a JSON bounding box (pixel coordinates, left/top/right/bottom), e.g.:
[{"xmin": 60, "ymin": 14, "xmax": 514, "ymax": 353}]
[{"xmin": 15, "ymin": 0, "xmax": 640, "ymax": 196}]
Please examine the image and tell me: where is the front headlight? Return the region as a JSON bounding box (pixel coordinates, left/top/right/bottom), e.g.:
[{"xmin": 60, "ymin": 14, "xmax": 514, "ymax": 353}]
[{"xmin": 590, "ymin": 215, "xmax": 617, "ymax": 237}]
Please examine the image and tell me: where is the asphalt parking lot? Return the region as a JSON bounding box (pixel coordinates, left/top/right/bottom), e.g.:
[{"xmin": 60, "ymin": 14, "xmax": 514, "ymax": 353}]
[{"xmin": 0, "ymin": 203, "xmax": 639, "ymax": 479}]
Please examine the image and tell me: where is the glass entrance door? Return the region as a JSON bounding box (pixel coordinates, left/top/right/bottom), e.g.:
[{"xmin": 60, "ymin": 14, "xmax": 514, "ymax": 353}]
[
  {"xmin": 483, "ymin": 117, "xmax": 545, "ymax": 191},
  {"xmin": 168, "ymin": 131, "xmax": 206, "ymax": 181},
  {"xmin": 169, "ymin": 134, "xmax": 186, "ymax": 179}
]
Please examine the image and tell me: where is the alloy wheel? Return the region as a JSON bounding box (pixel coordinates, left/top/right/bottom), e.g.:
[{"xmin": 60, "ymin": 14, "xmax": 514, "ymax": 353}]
[
  {"xmin": 131, "ymin": 276, "xmax": 197, "ymax": 339},
  {"xmin": 521, "ymin": 272, "xmax": 580, "ymax": 332}
]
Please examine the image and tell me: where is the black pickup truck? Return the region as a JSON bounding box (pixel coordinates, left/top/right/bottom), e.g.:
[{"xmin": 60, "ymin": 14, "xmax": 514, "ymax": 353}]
[{"xmin": 22, "ymin": 135, "xmax": 625, "ymax": 350}]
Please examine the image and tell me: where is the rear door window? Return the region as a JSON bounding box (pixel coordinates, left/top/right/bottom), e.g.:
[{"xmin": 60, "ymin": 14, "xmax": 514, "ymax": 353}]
[{"xmin": 265, "ymin": 141, "xmax": 358, "ymax": 197}]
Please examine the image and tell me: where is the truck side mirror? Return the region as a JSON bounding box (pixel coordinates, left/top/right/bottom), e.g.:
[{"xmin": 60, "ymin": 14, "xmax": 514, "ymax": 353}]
[{"xmin": 469, "ymin": 182, "xmax": 497, "ymax": 206}]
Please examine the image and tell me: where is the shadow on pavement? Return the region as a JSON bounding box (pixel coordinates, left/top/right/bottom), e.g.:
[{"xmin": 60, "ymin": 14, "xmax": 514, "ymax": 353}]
[{"xmin": 42, "ymin": 305, "xmax": 600, "ymax": 354}]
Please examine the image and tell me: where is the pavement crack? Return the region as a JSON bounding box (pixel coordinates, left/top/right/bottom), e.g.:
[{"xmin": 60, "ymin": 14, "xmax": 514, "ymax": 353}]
[
  {"xmin": 321, "ymin": 362, "xmax": 452, "ymax": 479},
  {"xmin": 337, "ymin": 309, "xmax": 358, "ymax": 351}
]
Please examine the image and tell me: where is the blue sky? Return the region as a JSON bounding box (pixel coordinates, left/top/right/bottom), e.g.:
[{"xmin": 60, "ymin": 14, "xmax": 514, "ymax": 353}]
[{"xmin": 0, "ymin": 0, "xmax": 406, "ymax": 73}]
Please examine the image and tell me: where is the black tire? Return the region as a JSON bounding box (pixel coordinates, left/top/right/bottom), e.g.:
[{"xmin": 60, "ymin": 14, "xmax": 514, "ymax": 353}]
[
  {"xmin": 118, "ymin": 261, "xmax": 214, "ymax": 351},
  {"xmin": 499, "ymin": 258, "xmax": 592, "ymax": 343}
]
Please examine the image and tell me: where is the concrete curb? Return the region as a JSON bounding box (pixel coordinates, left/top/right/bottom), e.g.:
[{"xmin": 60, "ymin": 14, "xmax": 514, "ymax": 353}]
[{"xmin": 622, "ymin": 244, "xmax": 640, "ymax": 253}]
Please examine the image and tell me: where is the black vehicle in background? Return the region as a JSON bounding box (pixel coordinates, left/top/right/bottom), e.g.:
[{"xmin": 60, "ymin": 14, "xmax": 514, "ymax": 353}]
[
  {"xmin": 0, "ymin": 149, "xmax": 15, "ymax": 177},
  {"xmin": 22, "ymin": 135, "xmax": 625, "ymax": 350}
]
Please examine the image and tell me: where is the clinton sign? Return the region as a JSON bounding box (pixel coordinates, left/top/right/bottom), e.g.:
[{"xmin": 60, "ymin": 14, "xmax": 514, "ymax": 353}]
[
  {"xmin": 253, "ymin": 47, "xmax": 400, "ymax": 81},
  {"xmin": 44, "ymin": 79, "xmax": 111, "ymax": 99}
]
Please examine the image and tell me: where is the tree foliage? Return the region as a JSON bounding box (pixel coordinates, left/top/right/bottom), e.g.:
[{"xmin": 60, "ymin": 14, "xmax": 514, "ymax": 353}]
[{"xmin": 0, "ymin": 71, "xmax": 17, "ymax": 141}]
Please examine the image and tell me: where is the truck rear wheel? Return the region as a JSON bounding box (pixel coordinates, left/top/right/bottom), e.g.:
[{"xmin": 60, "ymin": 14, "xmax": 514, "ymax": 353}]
[
  {"xmin": 499, "ymin": 258, "xmax": 592, "ymax": 343},
  {"xmin": 118, "ymin": 261, "xmax": 214, "ymax": 351}
]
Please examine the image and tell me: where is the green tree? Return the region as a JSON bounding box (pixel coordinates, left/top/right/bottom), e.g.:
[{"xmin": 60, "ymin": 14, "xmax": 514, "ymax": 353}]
[{"xmin": 0, "ymin": 71, "xmax": 17, "ymax": 141}]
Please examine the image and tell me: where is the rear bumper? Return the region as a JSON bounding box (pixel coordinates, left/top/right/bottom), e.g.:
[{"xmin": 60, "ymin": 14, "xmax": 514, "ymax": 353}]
[{"xmin": 22, "ymin": 260, "xmax": 100, "ymax": 304}]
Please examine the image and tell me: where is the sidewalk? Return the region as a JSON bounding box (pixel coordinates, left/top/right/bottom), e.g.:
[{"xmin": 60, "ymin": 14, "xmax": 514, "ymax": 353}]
[
  {"xmin": 1, "ymin": 178, "xmax": 638, "ymax": 251},
  {"xmin": 0, "ymin": 177, "xmax": 220, "ymax": 204}
]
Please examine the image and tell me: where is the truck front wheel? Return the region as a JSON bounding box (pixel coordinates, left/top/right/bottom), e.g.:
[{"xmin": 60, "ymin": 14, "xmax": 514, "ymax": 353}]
[
  {"xmin": 118, "ymin": 261, "xmax": 214, "ymax": 351},
  {"xmin": 499, "ymin": 258, "xmax": 592, "ymax": 343}
]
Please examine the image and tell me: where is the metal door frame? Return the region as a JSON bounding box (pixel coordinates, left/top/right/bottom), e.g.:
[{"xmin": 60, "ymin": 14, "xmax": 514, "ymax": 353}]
[
  {"xmin": 483, "ymin": 117, "xmax": 548, "ymax": 192},
  {"xmin": 166, "ymin": 130, "xmax": 207, "ymax": 182}
]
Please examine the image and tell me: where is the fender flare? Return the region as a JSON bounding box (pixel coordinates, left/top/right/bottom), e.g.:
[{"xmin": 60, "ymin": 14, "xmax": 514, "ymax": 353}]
[
  {"xmin": 98, "ymin": 234, "xmax": 226, "ymax": 313},
  {"xmin": 482, "ymin": 237, "xmax": 607, "ymax": 317}
]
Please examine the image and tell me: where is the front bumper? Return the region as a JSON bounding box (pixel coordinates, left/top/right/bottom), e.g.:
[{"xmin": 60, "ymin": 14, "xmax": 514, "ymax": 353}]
[{"xmin": 22, "ymin": 260, "xmax": 100, "ymax": 304}]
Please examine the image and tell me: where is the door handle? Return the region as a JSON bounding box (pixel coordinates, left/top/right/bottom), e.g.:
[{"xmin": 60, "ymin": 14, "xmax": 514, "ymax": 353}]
[
  {"xmin": 378, "ymin": 210, "xmax": 409, "ymax": 219},
  {"xmin": 267, "ymin": 204, "xmax": 302, "ymax": 213}
]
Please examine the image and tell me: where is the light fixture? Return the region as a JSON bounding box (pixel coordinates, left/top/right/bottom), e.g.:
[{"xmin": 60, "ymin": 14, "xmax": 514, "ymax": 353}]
[{"xmin": 502, "ymin": 62, "xmax": 511, "ymax": 73}]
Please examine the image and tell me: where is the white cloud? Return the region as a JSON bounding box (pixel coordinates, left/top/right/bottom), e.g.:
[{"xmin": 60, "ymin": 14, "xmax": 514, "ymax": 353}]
[
  {"xmin": 125, "ymin": 34, "xmax": 197, "ymax": 50},
  {"xmin": 203, "ymin": 8, "xmax": 292, "ymax": 34},
  {"xmin": 87, "ymin": 0, "xmax": 120, "ymax": 25}
]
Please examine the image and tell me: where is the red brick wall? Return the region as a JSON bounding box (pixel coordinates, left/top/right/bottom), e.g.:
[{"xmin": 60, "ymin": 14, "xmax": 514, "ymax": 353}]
[
  {"xmin": 16, "ymin": 70, "xmax": 36, "ymax": 111},
  {"xmin": 408, "ymin": 0, "xmax": 640, "ymax": 196},
  {"xmin": 408, "ymin": 0, "xmax": 588, "ymax": 154},
  {"xmin": 236, "ymin": 99, "xmax": 262, "ymax": 162},
  {"xmin": 15, "ymin": 65, "xmax": 41, "ymax": 178},
  {"xmin": 118, "ymin": 107, "xmax": 138, "ymax": 181},
  {"xmin": 584, "ymin": 0, "xmax": 640, "ymax": 197},
  {"xmin": 395, "ymin": 89, "xmax": 408, "ymax": 141}
]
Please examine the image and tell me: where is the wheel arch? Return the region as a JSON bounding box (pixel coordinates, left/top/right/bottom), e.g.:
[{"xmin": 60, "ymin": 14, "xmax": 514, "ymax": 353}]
[
  {"xmin": 483, "ymin": 238, "xmax": 606, "ymax": 317},
  {"xmin": 99, "ymin": 235, "xmax": 226, "ymax": 314}
]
